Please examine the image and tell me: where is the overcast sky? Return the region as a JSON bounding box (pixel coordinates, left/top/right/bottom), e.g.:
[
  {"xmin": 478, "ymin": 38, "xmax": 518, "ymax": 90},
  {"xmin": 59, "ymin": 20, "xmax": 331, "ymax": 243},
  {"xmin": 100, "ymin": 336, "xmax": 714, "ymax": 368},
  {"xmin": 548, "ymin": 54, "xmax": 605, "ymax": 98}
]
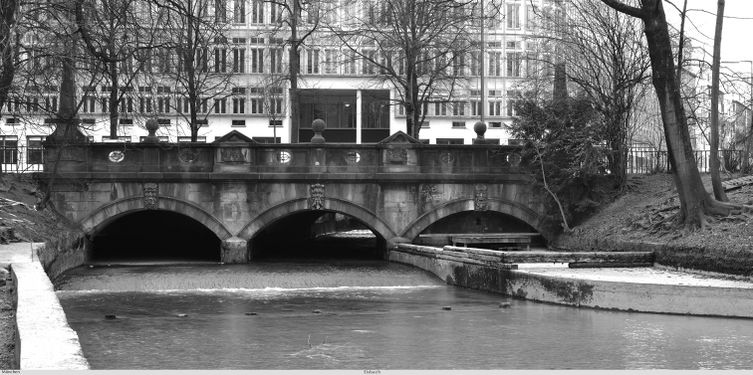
[{"xmin": 665, "ymin": 0, "xmax": 753, "ymax": 75}]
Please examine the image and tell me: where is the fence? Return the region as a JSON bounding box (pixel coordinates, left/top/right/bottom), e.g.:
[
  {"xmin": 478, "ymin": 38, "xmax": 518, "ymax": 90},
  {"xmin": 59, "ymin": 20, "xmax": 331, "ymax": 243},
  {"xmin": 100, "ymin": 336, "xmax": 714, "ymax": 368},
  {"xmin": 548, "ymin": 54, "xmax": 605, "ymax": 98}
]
[{"xmin": 627, "ymin": 148, "xmax": 748, "ymax": 174}]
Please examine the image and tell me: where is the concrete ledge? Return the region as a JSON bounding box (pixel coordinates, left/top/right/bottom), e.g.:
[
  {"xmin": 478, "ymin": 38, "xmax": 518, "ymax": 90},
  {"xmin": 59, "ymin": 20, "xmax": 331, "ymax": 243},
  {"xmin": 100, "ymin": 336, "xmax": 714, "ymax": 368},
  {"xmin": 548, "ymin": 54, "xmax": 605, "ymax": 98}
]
[
  {"xmin": 390, "ymin": 247, "xmax": 753, "ymax": 319},
  {"xmin": 11, "ymin": 258, "xmax": 89, "ymax": 369}
]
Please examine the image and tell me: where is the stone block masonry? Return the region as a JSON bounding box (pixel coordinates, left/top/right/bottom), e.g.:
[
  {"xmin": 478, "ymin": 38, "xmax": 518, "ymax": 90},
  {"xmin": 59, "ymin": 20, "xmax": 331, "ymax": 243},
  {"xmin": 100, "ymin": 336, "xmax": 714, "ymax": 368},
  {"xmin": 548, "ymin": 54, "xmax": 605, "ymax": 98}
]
[{"xmin": 3, "ymin": 243, "xmax": 89, "ymax": 370}]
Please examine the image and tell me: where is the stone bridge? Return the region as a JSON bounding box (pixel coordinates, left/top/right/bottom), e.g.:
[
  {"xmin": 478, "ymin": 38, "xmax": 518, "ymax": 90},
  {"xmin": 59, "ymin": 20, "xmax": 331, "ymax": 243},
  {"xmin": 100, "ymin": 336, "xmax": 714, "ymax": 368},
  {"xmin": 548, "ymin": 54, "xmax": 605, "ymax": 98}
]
[{"xmin": 38, "ymin": 131, "xmax": 549, "ymax": 266}]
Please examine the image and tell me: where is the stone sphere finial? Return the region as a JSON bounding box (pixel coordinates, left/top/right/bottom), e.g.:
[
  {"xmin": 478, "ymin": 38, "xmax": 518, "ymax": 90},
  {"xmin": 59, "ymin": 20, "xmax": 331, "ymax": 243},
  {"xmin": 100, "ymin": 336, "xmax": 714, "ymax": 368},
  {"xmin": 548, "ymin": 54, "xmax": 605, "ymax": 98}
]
[
  {"xmin": 144, "ymin": 118, "xmax": 160, "ymax": 143},
  {"xmin": 311, "ymin": 118, "xmax": 326, "ymax": 144},
  {"xmin": 473, "ymin": 121, "xmax": 487, "ymax": 139}
]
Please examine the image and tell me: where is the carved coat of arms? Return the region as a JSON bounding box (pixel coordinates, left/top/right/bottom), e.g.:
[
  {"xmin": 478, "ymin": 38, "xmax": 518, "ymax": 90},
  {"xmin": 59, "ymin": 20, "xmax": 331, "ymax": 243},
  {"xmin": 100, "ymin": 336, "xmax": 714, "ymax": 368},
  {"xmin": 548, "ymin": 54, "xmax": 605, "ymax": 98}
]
[
  {"xmin": 474, "ymin": 184, "xmax": 488, "ymax": 211},
  {"xmin": 309, "ymin": 183, "xmax": 325, "ymax": 210},
  {"xmin": 143, "ymin": 183, "xmax": 159, "ymax": 209}
]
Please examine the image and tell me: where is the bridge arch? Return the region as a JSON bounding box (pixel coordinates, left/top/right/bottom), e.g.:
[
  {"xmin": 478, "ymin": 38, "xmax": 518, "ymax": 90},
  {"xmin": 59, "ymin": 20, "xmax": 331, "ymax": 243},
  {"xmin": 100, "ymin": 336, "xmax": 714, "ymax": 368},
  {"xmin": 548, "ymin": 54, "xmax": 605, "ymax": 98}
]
[
  {"xmin": 80, "ymin": 196, "xmax": 233, "ymax": 240},
  {"xmin": 400, "ymin": 198, "xmax": 547, "ymax": 242},
  {"xmin": 238, "ymin": 197, "xmax": 397, "ymax": 242}
]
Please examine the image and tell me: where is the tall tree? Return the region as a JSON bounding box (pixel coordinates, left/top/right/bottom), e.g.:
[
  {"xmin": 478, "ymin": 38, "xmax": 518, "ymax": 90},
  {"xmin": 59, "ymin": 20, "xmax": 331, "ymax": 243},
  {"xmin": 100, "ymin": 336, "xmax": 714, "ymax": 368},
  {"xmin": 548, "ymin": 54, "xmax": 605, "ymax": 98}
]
[
  {"xmin": 75, "ymin": 0, "xmax": 160, "ymax": 139},
  {"xmin": 600, "ymin": 0, "xmax": 750, "ymax": 228},
  {"xmin": 708, "ymin": 0, "xmax": 727, "ymax": 201},
  {"xmin": 0, "ymin": 0, "xmax": 20, "ymax": 117},
  {"xmin": 533, "ymin": 0, "xmax": 651, "ymax": 187},
  {"xmin": 152, "ymin": 0, "xmax": 233, "ymax": 142},
  {"xmin": 330, "ymin": 0, "xmax": 498, "ymax": 139}
]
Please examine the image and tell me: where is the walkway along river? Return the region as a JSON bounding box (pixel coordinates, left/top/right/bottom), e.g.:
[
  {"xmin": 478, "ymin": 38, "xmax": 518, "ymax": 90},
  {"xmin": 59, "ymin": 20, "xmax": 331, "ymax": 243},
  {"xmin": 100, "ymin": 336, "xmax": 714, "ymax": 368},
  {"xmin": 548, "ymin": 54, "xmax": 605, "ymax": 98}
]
[{"xmin": 55, "ymin": 261, "xmax": 753, "ymax": 370}]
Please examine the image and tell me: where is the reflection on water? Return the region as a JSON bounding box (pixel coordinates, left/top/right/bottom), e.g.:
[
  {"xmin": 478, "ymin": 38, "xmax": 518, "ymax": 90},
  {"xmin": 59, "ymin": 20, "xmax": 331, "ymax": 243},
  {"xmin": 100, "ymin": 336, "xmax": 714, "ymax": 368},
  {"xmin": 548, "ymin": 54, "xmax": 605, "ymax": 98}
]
[{"xmin": 56, "ymin": 263, "xmax": 753, "ymax": 370}]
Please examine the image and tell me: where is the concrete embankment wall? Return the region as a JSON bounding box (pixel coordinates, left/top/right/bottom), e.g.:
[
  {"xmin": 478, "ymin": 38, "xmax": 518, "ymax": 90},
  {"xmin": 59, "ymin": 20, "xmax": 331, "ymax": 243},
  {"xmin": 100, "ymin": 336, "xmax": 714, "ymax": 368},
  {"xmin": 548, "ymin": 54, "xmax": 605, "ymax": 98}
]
[
  {"xmin": 390, "ymin": 244, "xmax": 753, "ymax": 319},
  {"xmin": 7, "ymin": 243, "xmax": 89, "ymax": 370}
]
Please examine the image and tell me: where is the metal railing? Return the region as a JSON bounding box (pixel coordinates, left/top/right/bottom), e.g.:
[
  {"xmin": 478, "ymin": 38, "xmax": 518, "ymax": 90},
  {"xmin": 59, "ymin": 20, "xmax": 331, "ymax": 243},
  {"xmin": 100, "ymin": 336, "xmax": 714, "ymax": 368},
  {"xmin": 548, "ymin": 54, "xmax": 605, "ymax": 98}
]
[
  {"xmin": 627, "ymin": 148, "xmax": 748, "ymax": 174},
  {"xmin": 0, "ymin": 145, "xmax": 45, "ymax": 173}
]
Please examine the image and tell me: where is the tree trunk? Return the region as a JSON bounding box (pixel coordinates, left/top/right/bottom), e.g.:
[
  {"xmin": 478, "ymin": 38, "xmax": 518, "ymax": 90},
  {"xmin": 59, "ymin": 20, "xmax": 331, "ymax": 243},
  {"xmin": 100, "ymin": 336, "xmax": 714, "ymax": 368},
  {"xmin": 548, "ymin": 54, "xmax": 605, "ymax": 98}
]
[
  {"xmin": 0, "ymin": 0, "xmax": 19, "ymax": 117},
  {"xmin": 639, "ymin": 0, "xmax": 715, "ymax": 227},
  {"xmin": 108, "ymin": 59, "xmax": 119, "ymax": 138},
  {"xmin": 709, "ymin": 0, "xmax": 728, "ymax": 201},
  {"xmin": 288, "ymin": 0, "xmax": 301, "ymax": 142}
]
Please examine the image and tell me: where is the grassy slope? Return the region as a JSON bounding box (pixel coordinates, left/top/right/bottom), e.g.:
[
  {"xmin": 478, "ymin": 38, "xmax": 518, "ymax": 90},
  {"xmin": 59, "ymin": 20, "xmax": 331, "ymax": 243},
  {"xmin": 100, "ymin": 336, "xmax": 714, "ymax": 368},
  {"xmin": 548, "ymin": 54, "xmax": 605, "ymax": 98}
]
[{"xmin": 555, "ymin": 173, "xmax": 753, "ymax": 276}]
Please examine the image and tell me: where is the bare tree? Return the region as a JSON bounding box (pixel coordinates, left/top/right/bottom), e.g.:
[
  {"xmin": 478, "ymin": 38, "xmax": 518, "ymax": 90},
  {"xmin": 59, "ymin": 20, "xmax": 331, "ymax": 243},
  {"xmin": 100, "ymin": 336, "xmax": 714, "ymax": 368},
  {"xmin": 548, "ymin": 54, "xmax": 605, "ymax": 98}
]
[
  {"xmin": 601, "ymin": 0, "xmax": 751, "ymax": 229},
  {"xmin": 708, "ymin": 0, "xmax": 727, "ymax": 200},
  {"xmin": 532, "ymin": 0, "xmax": 651, "ymax": 187},
  {"xmin": 150, "ymin": 0, "xmax": 233, "ymax": 142},
  {"xmin": 75, "ymin": 0, "xmax": 162, "ymax": 139},
  {"xmin": 0, "ymin": 0, "xmax": 21, "ymax": 116},
  {"xmin": 329, "ymin": 0, "xmax": 498, "ymax": 139}
]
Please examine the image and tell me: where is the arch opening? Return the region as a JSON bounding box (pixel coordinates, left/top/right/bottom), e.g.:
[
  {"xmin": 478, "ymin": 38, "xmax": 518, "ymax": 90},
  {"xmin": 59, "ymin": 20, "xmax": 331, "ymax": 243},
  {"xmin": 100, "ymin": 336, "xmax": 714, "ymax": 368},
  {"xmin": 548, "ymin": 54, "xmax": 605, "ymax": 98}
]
[
  {"xmin": 251, "ymin": 210, "xmax": 386, "ymax": 261},
  {"xmin": 89, "ymin": 210, "xmax": 221, "ymax": 263},
  {"xmin": 415, "ymin": 211, "xmax": 546, "ymax": 249}
]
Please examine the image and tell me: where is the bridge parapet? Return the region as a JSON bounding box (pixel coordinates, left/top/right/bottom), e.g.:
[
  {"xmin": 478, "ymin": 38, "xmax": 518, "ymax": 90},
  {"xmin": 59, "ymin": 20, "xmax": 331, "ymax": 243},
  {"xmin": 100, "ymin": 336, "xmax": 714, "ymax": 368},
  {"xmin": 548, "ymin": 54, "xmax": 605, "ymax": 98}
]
[{"xmin": 42, "ymin": 137, "xmax": 527, "ymax": 178}]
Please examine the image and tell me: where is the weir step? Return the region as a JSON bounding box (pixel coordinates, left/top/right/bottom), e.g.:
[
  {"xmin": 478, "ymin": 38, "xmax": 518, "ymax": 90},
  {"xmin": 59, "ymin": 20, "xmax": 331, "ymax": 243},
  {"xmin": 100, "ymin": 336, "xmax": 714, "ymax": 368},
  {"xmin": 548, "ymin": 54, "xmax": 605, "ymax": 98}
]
[{"xmin": 394, "ymin": 243, "xmax": 654, "ymax": 268}]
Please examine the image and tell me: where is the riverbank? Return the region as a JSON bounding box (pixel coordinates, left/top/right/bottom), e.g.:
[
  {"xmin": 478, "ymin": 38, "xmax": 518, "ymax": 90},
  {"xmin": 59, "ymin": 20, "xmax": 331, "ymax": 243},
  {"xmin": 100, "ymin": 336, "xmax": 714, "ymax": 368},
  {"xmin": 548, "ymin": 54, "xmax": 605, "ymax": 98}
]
[{"xmin": 555, "ymin": 173, "xmax": 753, "ymax": 277}]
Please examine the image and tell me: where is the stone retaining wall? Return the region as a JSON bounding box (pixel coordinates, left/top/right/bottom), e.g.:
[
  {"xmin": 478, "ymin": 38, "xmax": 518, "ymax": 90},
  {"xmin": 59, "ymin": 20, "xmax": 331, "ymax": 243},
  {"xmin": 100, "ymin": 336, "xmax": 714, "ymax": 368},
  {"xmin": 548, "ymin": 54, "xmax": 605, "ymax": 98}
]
[
  {"xmin": 390, "ymin": 244, "xmax": 753, "ymax": 318},
  {"xmin": 10, "ymin": 247, "xmax": 89, "ymax": 370}
]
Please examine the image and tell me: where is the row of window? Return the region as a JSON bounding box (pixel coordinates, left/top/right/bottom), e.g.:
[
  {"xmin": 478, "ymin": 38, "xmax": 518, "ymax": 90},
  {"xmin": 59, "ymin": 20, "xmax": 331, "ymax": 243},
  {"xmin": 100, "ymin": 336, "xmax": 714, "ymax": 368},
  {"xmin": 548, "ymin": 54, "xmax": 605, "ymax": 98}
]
[{"xmin": 210, "ymin": 0, "xmax": 537, "ymax": 31}]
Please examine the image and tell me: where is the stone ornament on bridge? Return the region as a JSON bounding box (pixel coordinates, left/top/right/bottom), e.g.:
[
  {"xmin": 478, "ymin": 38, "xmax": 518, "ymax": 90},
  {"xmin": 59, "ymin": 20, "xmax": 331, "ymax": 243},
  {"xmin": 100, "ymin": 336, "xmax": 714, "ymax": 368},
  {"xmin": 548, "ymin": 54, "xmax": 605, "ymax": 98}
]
[
  {"xmin": 421, "ymin": 184, "xmax": 441, "ymax": 203},
  {"xmin": 108, "ymin": 150, "xmax": 125, "ymax": 163},
  {"xmin": 277, "ymin": 151, "xmax": 292, "ymax": 164},
  {"xmin": 507, "ymin": 152, "xmax": 522, "ymax": 167},
  {"xmin": 220, "ymin": 148, "xmax": 246, "ymax": 163},
  {"xmin": 345, "ymin": 151, "xmax": 361, "ymax": 165},
  {"xmin": 474, "ymin": 184, "xmax": 489, "ymax": 211},
  {"xmin": 143, "ymin": 183, "xmax": 159, "ymax": 209},
  {"xmin": 309, "ymin": 183, "xmax": 325, "ymax": 210},
  {"xmin": 178, "ymin": 148, "xmax": 200, "ymax": 163},
  {"xmin": 387, "ymin": 148, "xmax": 407, "ymax": 164},
  {"xmin": 440, "ymin": 152, "xmax": 455, "ymax": 165}
]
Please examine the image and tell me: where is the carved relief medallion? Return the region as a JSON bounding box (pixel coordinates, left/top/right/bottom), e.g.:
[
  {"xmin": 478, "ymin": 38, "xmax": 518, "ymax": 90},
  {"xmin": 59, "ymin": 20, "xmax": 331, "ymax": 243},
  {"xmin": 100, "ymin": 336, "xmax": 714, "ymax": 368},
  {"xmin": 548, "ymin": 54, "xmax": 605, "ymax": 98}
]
[
  {"xmin": 309, "ymin": 183, "xmax": 325, "ymax": 210},
  {"xmin": 221, "ymin": 147, "xmax": 246, "ymax": 162},
  {"xmin": 108, "ymin": 150, "xmax": 125, "ymax": 163},
  {"xmin": 345, "ymin": 151, "xmax": 361, "ymax": 165},
  {"xmin": 474, "ymin": 184, "xmax": 488, "ymax": 211},
  {"xmin": 143, "ymin": 183, "xmax": 159, "ymax": 209},
  {"xmin": 179, "ymin": 148, "xmax": 199, "ymax": 163},
  {"xmin": 440, "ymin": 152, "xmax": 455, "ymax": 165},
  {"xmin": 387, "ymin": 148, "xmax": 407, "ymax": 164}
]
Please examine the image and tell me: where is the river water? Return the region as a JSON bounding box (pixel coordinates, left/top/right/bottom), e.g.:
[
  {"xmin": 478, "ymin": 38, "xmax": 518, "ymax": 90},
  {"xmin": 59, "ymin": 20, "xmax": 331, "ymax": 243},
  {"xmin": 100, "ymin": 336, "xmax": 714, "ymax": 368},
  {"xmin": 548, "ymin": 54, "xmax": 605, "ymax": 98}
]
[{"xmin": 56, "ymin": 262, "xmax": 753, "ymax": 370}]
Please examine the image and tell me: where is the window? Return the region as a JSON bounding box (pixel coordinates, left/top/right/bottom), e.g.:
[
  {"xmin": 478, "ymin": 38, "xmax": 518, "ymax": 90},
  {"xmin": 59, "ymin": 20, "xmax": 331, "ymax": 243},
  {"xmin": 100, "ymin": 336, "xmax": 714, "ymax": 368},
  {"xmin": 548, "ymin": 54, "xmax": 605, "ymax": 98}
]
[
  {"xmin": 489, "ymin": 100, "xmax": 503, "ymax": 116},
  {"xmin": 178, "ymin": 136, "xmax": 207, "ymax": 143},
  {"xmin": 251, "ymin": 0, "xmax": 263, "ymax": 23},
  {"xmin": 0, "ymin": 136, "xmax": 18, "ymax": 165},
  {"xmin": 157, "ymin": 119, "xmax": 171, "ymax": 126},
  {"xmin": 82, "ymin": 96, "xmax": 97, "ymax": 113},
  {"xmin": 507, "ymin": 90, "xmax": 521, "ymax": 116},
  {"xmin": 233, "ymin": 97, "xmax": 245, "ymax": 114},
  {"xmin": 489, "ymin": 121, "xmax": 503, "ymax": 128},
  {"xmin": 250, "ymin": 48, "xmax": 263, "ymax": 73},
  {"xmin": 269, "ymin": 97, "xmax": 283, "ymax": 114},
  {"xmin": 451, "ymin": 121, "xmax": 466, "ymax": 128},
  {"xmin": 232, "ymin": 48, "xmax": 245, "ymax": 73},
  {"xmin": 102, "ymin": 136, "xmax": 132, "ymax": 142},
  {"xmin": 120, "ymin": 118, "xmax": 133, "ymax": 125},
  {"xmin": 214, "ymin": 98, "xmax": 227, "ymax": 113},
  {"xmin": 362, "ymin": 50, "xmax": 376, "ymax": 75},
  {"xmin": 343, "ymin": 50, "xmax": 357, "ymax": 75},
  {"xmin": 253, "ymin": 137, "xmax": 281, "ymax": 143},
  {"xmin": 452, "ymin": 53, "xmax": 465, "ymax": 76},
  {"xmin": 269, "ymin": 48, "xmax": 283, "ymax": 74},
  {"xmin": 44, "ymin": 96, "xmax": 57, "ymax": 112},
  {"xmin": 214, "ymin": 48, "xmax": 227, "ymax": 73},
  {"xmin": 250, "ymin": 98, "xmax": 264, "ymax": 114},
  {"xmin": 488, "ymin": 51, "xmax": 502, "ymax": 76},
  {"xmin": 433, "ymin": 102, "xmax": 446, "ymax": 116},
  {"xmin": 470, "ymin": 100, "xmax": 481, "ymax": 117},
  {"xmin": 231, "ymin": 119, "xmax": 246, "ymax": 127},
  {"xmin": 233, "ymin": 0, "xmax": 245, "ymax": 23},
  {"xmin": 507, "ymin": 3, "xmax": 520, "ymax": 29},
  {"xmin": 269, "ymin": 2, "xmax": 282, "ymax": 24},
  {"xmin": 215, "ymin": 0, "xmax": 227, "ymax": 22},
  {"xmin": 436, "ymin": 138, "xmax": 464, "ymax": 145},
  {"xmin": 139, "ymin": 98, "xmax": 153, "ymax": 113},
  {"xmin": 139, "ymin": 136, "xmax": 168, "ymax": 142},
  {"xmin": 306, "ymin": 49, "xmax": 320, "ymax": 74},
  {"xmin": 470, "ymin": 51, "xmax": 481, "ymax": 76},
  {"xmin": 506, "ymin": 52, "xmax": 522, "ymax": 77},
  {"xmin": 452, "ymin": 102, "xmax": 465, "ymax": 116},
  {"xmin": 269, "ymin": 119, "xmax": 282, "ymax": 127},
  {"xmin": 324, "ymin": 49, "xmax": 338, "ymax": 74},
  {"xmin": 26, "ymin": 136, "xmax": 45, "ymax": 165},
  {"xmin": 158, "ymin": 97, "xmax": 170, "ymax": 113}
]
